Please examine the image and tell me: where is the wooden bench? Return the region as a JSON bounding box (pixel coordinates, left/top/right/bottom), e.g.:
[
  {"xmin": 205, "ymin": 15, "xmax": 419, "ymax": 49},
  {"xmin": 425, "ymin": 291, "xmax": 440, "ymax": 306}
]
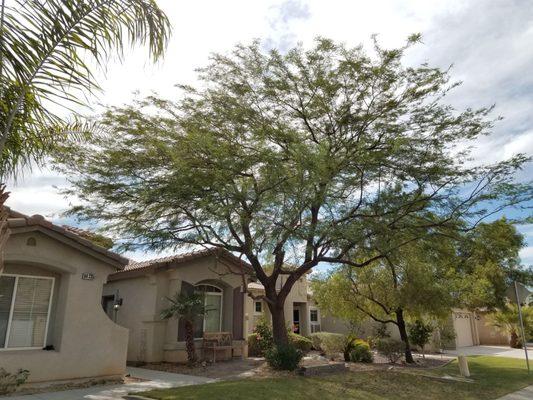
[{"xmin": 203, "ymin": 332, "xmax": 233, "ymax": 363}]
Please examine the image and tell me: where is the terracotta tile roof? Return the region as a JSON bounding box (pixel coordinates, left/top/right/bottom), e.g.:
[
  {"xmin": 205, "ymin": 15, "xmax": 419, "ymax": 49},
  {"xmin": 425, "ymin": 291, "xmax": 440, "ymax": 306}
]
[
  {"xmin": 6, "ymin": 207, "xmax": 128, "ymax": 268},
  {"xmin": 109, "ymin": 247, "xmax": 253, "ymax": 280},
  {"xmin": 62, "ymin": 225, "xmax": 98, "ymax": 237}
]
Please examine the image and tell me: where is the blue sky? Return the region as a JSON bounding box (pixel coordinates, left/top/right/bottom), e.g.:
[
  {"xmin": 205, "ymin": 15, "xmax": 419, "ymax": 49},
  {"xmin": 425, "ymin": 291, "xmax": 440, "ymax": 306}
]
[{"xmin": 7, "ymin": 0, "xmax": 532, "ymax": 265}]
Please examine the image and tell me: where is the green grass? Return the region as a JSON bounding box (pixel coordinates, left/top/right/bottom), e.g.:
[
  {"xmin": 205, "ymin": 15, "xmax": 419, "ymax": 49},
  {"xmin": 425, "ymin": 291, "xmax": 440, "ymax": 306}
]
[{"xmin": 140, "ymin": 356, "xmax": 533, "ymax": 400}]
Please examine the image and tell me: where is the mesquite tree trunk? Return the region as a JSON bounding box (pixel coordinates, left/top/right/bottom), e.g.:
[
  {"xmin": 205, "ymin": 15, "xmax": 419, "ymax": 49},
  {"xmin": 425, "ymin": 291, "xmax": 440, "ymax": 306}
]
[
  {"xmin": 396, "ymin": 308, "xmax": 414, "ymax": 364},
  {"xmin": 184, "ymin": 319, "xmax": 197, "ymax": 365},
  {"xmin": 269, "ymin": 302, "xmax": 289, "ymax": 346}
]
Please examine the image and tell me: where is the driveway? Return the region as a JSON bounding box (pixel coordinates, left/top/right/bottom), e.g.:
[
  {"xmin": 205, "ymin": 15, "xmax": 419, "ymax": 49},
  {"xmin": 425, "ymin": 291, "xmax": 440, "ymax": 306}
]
[
  {"xmin": 447, "ymin": 345, "xmax": 533, "ymax": 360},
  {"xmin": 6, "ymin": 367, "xmax": 215, "ymax": 400}
]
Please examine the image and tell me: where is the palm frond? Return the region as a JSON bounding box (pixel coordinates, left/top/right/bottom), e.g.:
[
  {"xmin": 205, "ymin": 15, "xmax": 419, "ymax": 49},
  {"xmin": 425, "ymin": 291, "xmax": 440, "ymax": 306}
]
[
  {"xmin": 160, "ymin": 292, "xmax": 207, "ymax": 322},
  {"xmin": 0, "ymin": 0, "xmax": 171, "ymax": 177}
]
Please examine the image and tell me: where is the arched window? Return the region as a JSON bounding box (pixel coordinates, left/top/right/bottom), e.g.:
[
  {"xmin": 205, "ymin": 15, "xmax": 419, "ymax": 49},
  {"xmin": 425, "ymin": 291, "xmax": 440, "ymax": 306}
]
[{"xmin": 194, "ymin": 284, "xmax": 223, "ymax": 338}]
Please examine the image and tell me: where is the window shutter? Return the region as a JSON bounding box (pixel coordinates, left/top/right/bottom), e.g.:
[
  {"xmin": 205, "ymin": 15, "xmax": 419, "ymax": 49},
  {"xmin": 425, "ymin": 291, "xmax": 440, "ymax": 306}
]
[
  {"xmin": 232, "ymin": 286, "xmax": 244, "ymax": 340},
  {"xmin": 0, "ymin": 276, "xmax": 15, "ymax": 347},
  {"xmin": 8, "ymin": 277, "xmax": 53, "ymax": 348}
]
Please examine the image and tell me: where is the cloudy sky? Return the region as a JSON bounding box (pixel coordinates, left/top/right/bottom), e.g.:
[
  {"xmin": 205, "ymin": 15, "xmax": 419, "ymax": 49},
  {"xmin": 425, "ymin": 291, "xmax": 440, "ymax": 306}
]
[{"xmin": 8, "ymin": 0, "xmax": 533, "ymax": 264}]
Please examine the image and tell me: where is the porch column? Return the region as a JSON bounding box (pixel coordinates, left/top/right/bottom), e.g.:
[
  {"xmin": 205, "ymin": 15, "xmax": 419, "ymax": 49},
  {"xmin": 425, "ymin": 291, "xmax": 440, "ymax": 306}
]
[{"xmin": 164, "ymin": 271, "xmax": 182, "ymax": 344}]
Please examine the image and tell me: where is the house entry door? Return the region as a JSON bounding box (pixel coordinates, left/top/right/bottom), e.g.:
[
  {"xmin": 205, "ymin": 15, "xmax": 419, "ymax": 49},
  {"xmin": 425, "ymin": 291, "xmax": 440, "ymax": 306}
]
[{"xmin": 293, "ymin": 308, "xmax": 300, "ymax": 334}]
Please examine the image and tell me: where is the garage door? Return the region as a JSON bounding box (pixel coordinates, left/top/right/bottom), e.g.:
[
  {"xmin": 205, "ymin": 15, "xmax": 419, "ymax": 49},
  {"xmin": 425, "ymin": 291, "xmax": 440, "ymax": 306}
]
[{"xmin": 453, "ymin": 312, "xmax": 474, "ymax": 347}]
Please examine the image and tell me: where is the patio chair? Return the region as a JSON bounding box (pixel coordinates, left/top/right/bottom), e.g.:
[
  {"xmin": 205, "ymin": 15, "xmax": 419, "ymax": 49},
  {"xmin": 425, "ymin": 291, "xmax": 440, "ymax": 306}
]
[{"xmin": 203, "ymin": 332, "xmax": 233, "ymax": 363}]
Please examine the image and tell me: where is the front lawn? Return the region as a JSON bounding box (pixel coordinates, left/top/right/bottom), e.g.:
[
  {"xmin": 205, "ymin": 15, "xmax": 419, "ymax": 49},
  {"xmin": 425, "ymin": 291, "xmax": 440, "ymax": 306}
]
[{"xmin": 139, "ymin": 356, "xmax": 533, "ymax": 400}]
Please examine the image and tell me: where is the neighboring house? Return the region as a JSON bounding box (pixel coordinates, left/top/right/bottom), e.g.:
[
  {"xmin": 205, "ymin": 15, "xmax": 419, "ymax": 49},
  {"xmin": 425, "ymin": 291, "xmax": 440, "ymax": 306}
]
[
  {"xmin": 450, "ymin": 309, "xmax": 509, "ymax": 348},
  {"xmin": 104, "ymin": 248, "xmax": 512, "ymax": 365},
  {"xmin": 246, "ymin": 273, "xmax": 324, "ymax": 337},
  {"xmin": 103, "ymin": 248, "xmax": 251, "ymax": 364},
  {"xmin": 103, "ymin": 248, "xmax": 340, "ymax": 363},
  {"xmin": 0, "ymin": 209, "xmax": 129, "ymax": 384}
]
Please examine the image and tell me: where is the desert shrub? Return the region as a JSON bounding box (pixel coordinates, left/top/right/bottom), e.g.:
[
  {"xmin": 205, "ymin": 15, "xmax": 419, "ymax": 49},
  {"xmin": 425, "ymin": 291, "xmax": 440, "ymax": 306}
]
[
  {"xmin": 309, "ymin": 332, "xmax": 327, "ymax": 350},
  {"xmin": 309, "ymin": 332, "xmax": 346, "ymax": 358},
  {"xmin": 289, "ymin": 332, "xmax": 313, "ymax": 352},
  {"xmin": 0, "ymin": 368, "xmax": 29, "ymax": 395},
  {"xmin": 349, "ymin": 339, "xmax": 373, "ymax": 363},
  {"xmin": 265, "ymin": 344, "xmax": 303, "ymax": 371},
  {"xmin": 437, "ymin": 323, "xmax": 457, "ymax": 351},
  {"xmin": 247, "ymin": 333, "xmax": 262, "ymax": 357},
  {"xmin": 375, "ymin": 338, "xmax": 404, "ymax": 363},
  {"xmin": 368, "ymin": 323, "xmax": 391, "ymax": 348},
  {"xmin": 343, "ymin": 334, "xmax": 360, "ymax": 361},
  {"xmin": 249, "ymin": 316, "xmax": 274, "ymax": 356},
  {"xmin": 408, "ymin": 320, "xmax": 434, "ymax": 357}
]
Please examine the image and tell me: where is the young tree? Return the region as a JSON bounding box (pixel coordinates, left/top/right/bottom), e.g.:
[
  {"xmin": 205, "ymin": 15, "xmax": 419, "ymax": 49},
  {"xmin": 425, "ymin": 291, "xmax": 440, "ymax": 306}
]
[
  {"xmin": 457, "ymin": 218, "xmax": 531, "ymax": 310},
  {"xmin": 312, "ymin": 219, "xmax": 528, "ymax": 362},
  {"xmin": 58, "ymin": 38, "xmax": 531, "ymax": 345},
  {"xmin": 160, "ymin": 292, "xmax": 207, "ymax": 365},
  {"xmin": 408, "ymin": 320, "xmax": 433, "ymax": 359},
  {"xmin": 312, "ymin": 236, "xmax": 457, "ymax": 363}
]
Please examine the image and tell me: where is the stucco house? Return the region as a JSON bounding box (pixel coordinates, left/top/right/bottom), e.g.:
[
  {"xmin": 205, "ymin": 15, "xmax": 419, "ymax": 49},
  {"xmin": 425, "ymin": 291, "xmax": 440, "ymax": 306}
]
[
  {"xmin": 103, "ymin": 248, "xmax": 252, "ymax": 363},
  {"xmin": 103, "ymin": 248, "xmax": 337, "ymax": 363},
  {"xmin": 0, "ymin": 209, "xmax": 129, "ymax": 384},
  {"xmin": 104, "ymin": 247, "xmax": 511, "ymax": 364}
]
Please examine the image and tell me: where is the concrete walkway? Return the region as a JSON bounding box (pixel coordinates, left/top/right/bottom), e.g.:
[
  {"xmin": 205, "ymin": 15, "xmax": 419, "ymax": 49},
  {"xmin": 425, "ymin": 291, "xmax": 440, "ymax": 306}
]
[
  {"xmin": 6, "ymin": 367, "xmax": 215, "ymax": 400},
  {"xmin": 497, "ymin": 385, "xmax": 533, "ymax": 399},
  {"xmin": 446, "ymin": 345, "xmax": 533, "ymax": 360}
]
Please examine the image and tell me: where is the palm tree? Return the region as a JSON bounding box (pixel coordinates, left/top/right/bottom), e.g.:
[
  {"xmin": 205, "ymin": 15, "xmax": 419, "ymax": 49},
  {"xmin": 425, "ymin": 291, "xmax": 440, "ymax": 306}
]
[
  {"xmin": 161, "ymin": 292, "xmax": 207, "ymax": 365},
  {"xmin": 487, "ymin": 304, "xmax": 533, "ymax": 348},
  {"xmin": 0, "ymin": 0, "xmax": 170, "ymax": 270}
]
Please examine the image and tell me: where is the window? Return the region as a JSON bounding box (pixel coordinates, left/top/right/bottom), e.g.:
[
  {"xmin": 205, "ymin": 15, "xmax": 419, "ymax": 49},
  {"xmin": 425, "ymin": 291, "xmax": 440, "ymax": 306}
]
[
  {"xmin": 310, "ymin": 309, "xmax": 321, "ymax": 333},
  {"xmin": 0, "ymin": 275, "xmax": 54, "ymax": 350},
  {"xmin": 194, "ymin": 284, "xmax": 222, "ymax": 338},
  {"xmin": 254, "ymin": 301, "xmax": 262, "ymax": 314}
]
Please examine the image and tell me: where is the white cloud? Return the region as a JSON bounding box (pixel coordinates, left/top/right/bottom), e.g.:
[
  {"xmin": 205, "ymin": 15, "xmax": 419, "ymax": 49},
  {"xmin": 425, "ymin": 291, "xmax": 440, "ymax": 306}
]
[
  {"xmin": 503, "ymin": 132, "xmax": 533, "ymax": 160},
  {"xmin": 520, "ymin": 246, "xmax": 533, "ymax": 266},
  {"xmin": 6, "ymin": 167, "xmax": 70, "ymax": 219}
]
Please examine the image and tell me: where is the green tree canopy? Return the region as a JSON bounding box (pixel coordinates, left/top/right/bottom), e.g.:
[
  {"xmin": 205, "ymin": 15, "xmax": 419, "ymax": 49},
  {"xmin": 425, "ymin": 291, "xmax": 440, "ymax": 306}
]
[
  {"xmin": 58, "ymin": 37, "xmax": 532, "ymax": 345},
  {"xmin": 312, "ymin": 218, "xmax": 528, "ymax": 361},
  {"xmin": 312, "ymin": 233, "xmax": 458, "ymax": 362}
]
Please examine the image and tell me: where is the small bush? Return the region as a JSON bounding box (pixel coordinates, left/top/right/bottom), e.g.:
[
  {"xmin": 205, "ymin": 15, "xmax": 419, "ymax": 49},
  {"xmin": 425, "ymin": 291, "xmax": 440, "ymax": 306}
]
[
  {"xmin": 0, "ymin": 368, "xmax": 29, "ymax": 395},
  {"xmin": 408, "ymin": 320, "xmax": 434, "ymax": 357},
  {"xmin": 437, "ymin": 323, "xmax": 457, "ymax": 350},
  {"xmin": 309, "ymin": 332, "xmax": 345, "ymax": 357},
  {"xmin": 375, "ymin": 338, "xmax": 404, "ymax": 363},
  {"xmin": 247, "ymin": 333, "xmax": 262, "ymax": 357},
  {"xmin": 343, "ymin": 334, "xmax": 358, "ymax": 361},
  {"xmin": 310, "ymin": 332, "xmax": 326, "ymax": 350},
  {"xmin": 248, "ymin": 316, "xmax": 274, "ymax": 356},
  {"xmin": 349, "ymin": 340, "xmax": 373, "ymax": 363},
  {"xmin": 368, "ymin": 323, "xmax": 391, "ymax": 348},
  {"xmin": 289, "ymin": 333, "xmax": 313, "ymax": 352},
  {"xmin": 265, "ymin": 344, "xmax": 303, "ymax": 371}
]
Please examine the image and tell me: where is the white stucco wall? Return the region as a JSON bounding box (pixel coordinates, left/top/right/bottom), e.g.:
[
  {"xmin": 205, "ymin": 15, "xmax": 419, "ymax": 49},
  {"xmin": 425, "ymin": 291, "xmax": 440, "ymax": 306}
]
[
  {"xmin": 0, "ymin": 230, "xmax": 128, "ymax": 383},
  {"xmin": 105, "ymin": 255, "xmax": 246, "ymax": 363}
]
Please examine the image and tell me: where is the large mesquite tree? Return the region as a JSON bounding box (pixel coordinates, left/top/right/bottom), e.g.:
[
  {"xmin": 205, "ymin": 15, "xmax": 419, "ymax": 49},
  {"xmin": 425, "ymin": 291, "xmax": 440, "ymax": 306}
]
[{"xmin": 59, "ymin": 37, "xmax": 532, "ymax": 345}]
